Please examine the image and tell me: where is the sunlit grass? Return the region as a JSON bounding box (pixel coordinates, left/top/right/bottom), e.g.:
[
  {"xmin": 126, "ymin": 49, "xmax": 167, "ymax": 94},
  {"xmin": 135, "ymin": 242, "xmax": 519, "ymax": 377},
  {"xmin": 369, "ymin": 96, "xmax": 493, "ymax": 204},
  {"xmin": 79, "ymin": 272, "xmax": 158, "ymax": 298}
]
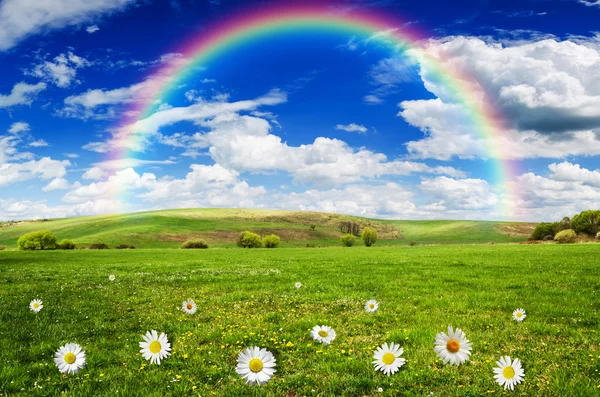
[{"xmin": 0, "ymin": 244, "xmax": 598, "ymax": 396}]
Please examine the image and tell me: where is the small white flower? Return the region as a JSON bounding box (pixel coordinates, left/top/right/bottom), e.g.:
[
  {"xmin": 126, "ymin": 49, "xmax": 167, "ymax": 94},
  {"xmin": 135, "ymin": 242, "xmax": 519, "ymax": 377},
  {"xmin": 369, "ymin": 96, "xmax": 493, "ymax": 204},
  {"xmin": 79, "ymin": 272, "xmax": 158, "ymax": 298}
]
[
  {"xmin": 365, "ymin": 300, "xmax": 379, "ymax": 313},
  {"xmin": 182, "ymin": 299, "xmax": 197, "ymax": 314},
  {"xmin": 493, "ymin": 356, "xmax": 525, "ymax": 390},
  {"xmin": 236, "ymin": 346, "xmax": 276, "ymax": 385},
  {"xmin": 378, "ymin": 387, "xmax": 383, "ymax": 392},
  {"xmin": 108, "ymin": 274, "xmax": 116, "ymax": 281},
  {"xmin": 295, "ymin": 282, "xmax": 302, "ymax": 289},
  {"xmin": 310, "ymin": 325, "xmax": 336, "ymax": 344},
  {"xmin": 54, "ymin": 343, "xmax": 86, "ymax": 374},
  {"xmin": 29, "ymin": 299, "xmax": 43, "ymax": 312},
  {"xmin": 373, "ymin": 342, "xmax": 405, "ymax": 375},
  {"xmin": 512, "ymin": 308, "xmax": 526, "ymax": 322},
  {"xmin": 139, "ymin": 330, "xmax": 171, "ymax": 364},
  {"xmin": 434, "ymin": 326, "xmax": 472, "ymax": 366}
]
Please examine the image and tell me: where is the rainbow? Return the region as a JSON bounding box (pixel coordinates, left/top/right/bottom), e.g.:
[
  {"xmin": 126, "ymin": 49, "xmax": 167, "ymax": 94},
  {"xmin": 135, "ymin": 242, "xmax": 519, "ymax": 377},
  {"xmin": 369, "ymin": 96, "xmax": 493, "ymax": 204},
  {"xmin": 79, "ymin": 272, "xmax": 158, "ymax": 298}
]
[{"xmin": 110, "ymin": 3, "xmax": 520, "ymax": 218}]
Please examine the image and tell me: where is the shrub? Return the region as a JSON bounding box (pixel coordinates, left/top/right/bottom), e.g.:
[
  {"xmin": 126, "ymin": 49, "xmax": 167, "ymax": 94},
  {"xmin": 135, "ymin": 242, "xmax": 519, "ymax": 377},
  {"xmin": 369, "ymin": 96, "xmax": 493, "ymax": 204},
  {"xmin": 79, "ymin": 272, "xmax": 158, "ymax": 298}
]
[
  {"xmin": 542, "ymin": 235, "xmax": 554, "ymax": 241},
  {"xmin": 263, "ymin": 234, "xmax": 281, "ymax": 248},
  {"xmin": 115, "ymin": 244, "xmax": 136, "ymax": 249},
  {"xmin": 237, "ymin": 231, "xmax": 263, "ymax": 248},
  {"xmin": 0, "ymin": 245, "xmax": 6, "ymax": 251},
  {"xmin": 554, "ymin": 229, "xmax": 576, "ymax": 244},
  {"xmin": 89, "ymin": 243, "xmax": 109, "ymax": 250},
  {"xmin": 181, "ymin": 239, "xmax": 208, "ymax": 249},
  {"xmin": 409, "ymin": 241, "xmax": 417, "ymax": 246},
  {"xmin": 340, "ymin": 233, "xmax": 355, "ymax": 247},
  {"xmin": 361, "ymin": 227, "xmax": 378, "ymax": 247},
  {"xmin": 570, "ymin": 210, "xmax": 600, "ymax": 236},
  {"xmin": 310, "ymin": 224, "xmax": 316, "ymax": 230},
  {"xmin": 530, "ymin": 222, "xmax": 557, "ymax": 240},
  {"xmin": 57, "ymin": 239, "xmax": 76, "ymax": 250},
  {"xmin": 17, "ymin": 230, "xmax": 57, "ymax": 250}
]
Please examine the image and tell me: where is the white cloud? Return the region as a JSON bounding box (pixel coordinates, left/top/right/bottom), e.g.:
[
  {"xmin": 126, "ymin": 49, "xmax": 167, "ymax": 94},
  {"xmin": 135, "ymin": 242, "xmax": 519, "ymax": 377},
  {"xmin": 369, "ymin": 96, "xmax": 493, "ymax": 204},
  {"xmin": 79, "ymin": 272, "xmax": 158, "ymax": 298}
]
[
  {"xmin": 42, "ymin": 177, "xmax": 72, "ymax": 191},
  {"xmin": 0, "ymin": 198, "xmax": 123, "ymax": 221},
  {"xmin": 63, "ymin": 153, "xmax": 79, "ymax": 158},
  {"xmin": 548, "ymin": 161, "xmax": 600, "ymax": 187},
  {"xmin": 0, "ymin": 157, "xmax": 70, "ymax": 186},
  {"xmin": 418, "ymin": 176, "xmax": 499, "ymax": 210},
  {"xmin": 27, "ymin": 51, "xmax": 90, "ymax": 88},
  {"xmin": 8, "ymin": 122, "xmax": 30, "ymax": 134},
  {"xmin": 0, "ymin": 0, "xmax": 136, "ymax": 51},
  {"xmin": 92, "ymin": 158, "xmax": 176, "ymax": 170},
  {"xmin": 335, "ymin": 123, "xmax": 368, "ymax": 133},
  {"xmin": 0, "ymin": 82, "xmax": 46, "ymax": 108},
  {"xmin": 578, "ymin": 0, "xmax": 600, "ymax": 7},
  {"xmin": 82, "ymin": 166, "xmax": 107, "ymax": 180},
  {"xmin": 86, "ymin": 25, "xmax": 100, "ymax": 33},
  {"xmin": 29, "ymin": 139, "xmax": 48, "ymax": 147}
]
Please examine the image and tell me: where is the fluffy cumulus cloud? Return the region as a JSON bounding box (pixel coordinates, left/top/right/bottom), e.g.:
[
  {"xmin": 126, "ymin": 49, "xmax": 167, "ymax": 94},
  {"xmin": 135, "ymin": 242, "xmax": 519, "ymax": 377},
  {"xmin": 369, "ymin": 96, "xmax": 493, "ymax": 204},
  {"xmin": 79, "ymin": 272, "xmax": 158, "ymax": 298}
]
[
  {"xmin": 0, "ymin": 82, "xmax": 46, "ymax": 108},
  {"xmin": 397, "ymin": 36, "xmax": 600, "ymax": 160},
  {"xmin": 27, "ymin": 51, "xmax": 90, "ymax": 88},
  {"xmin": 0, "ymin": 198, "xmax": 122, "ymax": 221},
  {"xmin": 0, "ymin": 0, "xmax": 137, "ymax": 51},
  {"xmin": 0, "ymin": 157, "xmax": 70, "ymax": 186}
]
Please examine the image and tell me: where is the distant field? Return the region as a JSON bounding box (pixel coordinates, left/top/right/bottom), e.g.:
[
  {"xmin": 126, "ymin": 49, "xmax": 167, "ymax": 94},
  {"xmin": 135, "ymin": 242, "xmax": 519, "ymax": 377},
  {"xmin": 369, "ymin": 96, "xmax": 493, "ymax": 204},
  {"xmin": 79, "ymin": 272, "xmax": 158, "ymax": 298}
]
[
  {"xmin": 0, "ymin": 208, "xmax": 536, "ymax": 249},
  {"xmin": 0, "ymin": 244, "xmax": 598, "ymax": 396}
]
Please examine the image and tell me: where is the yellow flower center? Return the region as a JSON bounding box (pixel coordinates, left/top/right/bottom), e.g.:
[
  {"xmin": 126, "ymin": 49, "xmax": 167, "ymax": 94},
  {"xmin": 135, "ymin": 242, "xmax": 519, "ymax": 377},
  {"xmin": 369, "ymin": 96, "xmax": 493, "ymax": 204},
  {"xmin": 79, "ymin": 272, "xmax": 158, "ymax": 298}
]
[
  {"xmin": 33, "ymin": 303, "xmax": 39, "ymax": 308},
  {"xmin": 503, "ymin": 366, "xmax": 515, "ymax": 379},
  {"xmin": 516, "ymin": 312, "xmax": 522, "ymax": 318},
  {"xmin": 186, "ymin": 303, "xmax": 193, "ymax": 310},
  {"xmin": 249, "ymin": 358, "xmax": 263, "ymax": 373},
  {"xmin": 446, "ymin": 339, "xmax": 461, "ymax": 353},
  {"xmin": 318, "ymin": 330, "xmax": 329, "ymax": 338},
  {"xmin": 64, "ymin": 352, "xmax": 76, "ymax": 365},
  {"xmin": 369, "ymin": 304, "xmax": 375, "ymax": 309},
  {"xmin": 382, "ymin": 352, "xmax": 396, "ymax": 365},
  {"xmin": 149, "ymin": 341, "xmax": 162, "ymax": 354}
]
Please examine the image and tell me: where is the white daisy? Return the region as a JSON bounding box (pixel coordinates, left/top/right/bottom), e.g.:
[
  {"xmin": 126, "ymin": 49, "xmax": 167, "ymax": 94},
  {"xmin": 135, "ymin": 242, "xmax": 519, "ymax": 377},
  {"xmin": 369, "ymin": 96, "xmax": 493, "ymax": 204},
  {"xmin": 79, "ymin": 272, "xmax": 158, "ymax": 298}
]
[
  {"xmin": 235, "ymin": 346, "xmax": 276, "ymax": 385},
  {"xmin": 139, "ymin": 330, "xmax": 171, "ymax": 364},
  {"xmin": 493, "ymin": 356, "xmax": 525, "ymax": 390},
  {"xmin": 29, "ymin": 299, "xmax": 43, "ymax": 312},
  {"xmin": 434, "ymin": 326, "xmax": 472, "ymax": 366},
  {"xmin": 365, "ymin": 300, "xmax": 379, "ymax": 313},
  {"xmin": 372, "ymin": 342, "xmax": 405, "ymax": 375},
  {"xmin": 295, "ymin": 282, "xmax": 302, "ymax": 289},
  {"xmin": 182, "ymin": 299, "xmax": 197, "ymax": 314},
  {"xmin": 512, "ymin": 308, "xmax": 526, "ymax": 322},
  {"xmin": 54, "ymin": 343, "xmax": 86, "ymax": 374},
  {"xmin": 108, "ymin": 274, "xmax": 116, "ymax": 281},
  {"xmin": 310, "ymin": 325, "xmax": 336, "ymax": 345}
]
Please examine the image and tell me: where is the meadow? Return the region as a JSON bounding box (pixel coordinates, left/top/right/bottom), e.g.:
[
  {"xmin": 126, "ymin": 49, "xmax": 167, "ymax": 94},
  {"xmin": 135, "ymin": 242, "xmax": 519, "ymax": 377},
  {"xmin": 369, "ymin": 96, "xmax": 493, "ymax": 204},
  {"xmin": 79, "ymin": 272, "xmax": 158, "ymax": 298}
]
[{"xmin": 1, "ymin": 244, "xmax": 599, "ymax": 396}]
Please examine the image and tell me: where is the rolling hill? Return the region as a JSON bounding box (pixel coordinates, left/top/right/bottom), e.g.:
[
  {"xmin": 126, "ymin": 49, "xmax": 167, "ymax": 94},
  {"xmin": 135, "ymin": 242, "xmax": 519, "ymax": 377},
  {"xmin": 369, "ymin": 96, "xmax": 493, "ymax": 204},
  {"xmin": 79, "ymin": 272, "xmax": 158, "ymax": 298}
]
[{"xmin": 0, "ymin": 208, "xmax": 536, "ymax": 249}]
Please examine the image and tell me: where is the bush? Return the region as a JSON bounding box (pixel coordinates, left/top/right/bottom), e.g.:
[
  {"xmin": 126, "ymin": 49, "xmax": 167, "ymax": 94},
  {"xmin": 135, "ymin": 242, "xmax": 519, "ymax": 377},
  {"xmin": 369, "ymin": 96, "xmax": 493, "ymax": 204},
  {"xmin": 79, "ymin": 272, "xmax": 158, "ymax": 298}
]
[
  {"xmin": 530, "ymin": 222, "xmax": 557, "ymax": 240},
  {"xmin": 181, "ymin": 239, "xmax": 208, "ymax": 249},
  {"xmin": 409, "ymin": 241, "xmax": 417, "ymax": 246},
  {"xmin": 236, "ymin": 231, "xmax": 263, "ymax": 248},
  {"xmin": 89, "ymin": 243, "xmax": 109, "ymax": 250},
  {"xmin": 310, "ymin": 224, "xmax": 316, "ymax": 230},
  {"xmin": 361, "ymin": 227, "xmax": 378, "ymax": 247},
  {"xmin": 115, "ymin": 244, "xmax": 136, "ymax": 249},
  {"xmin": 57, "ymin": 239, "xmax": 76, "ymax": 250},
  {"xmin": 554, "ymin": 229, "xmax": 576, "ymax": 244},
  {"xmin": 17, "ymin": 230, "xmax": 57, "ymax": 250},
  {"xmin": 263, "ymin": 234, "xmax": 281, "ymax": 248},
  {"xmin": 570, "ymin": 210, "xmax": 600, "ymax": 236},
  {"xmin": 542, "ymin": 235, "xmax": 554, "ymax": 241},
  {"xmin": 340, "ymin": 233, "xmax": 356, "ymax": 247}
]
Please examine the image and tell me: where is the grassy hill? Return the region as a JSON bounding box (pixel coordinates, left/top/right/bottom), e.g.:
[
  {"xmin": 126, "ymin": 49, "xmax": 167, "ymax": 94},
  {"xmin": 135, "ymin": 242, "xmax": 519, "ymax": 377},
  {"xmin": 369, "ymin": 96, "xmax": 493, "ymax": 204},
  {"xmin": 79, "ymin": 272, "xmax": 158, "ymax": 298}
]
[{"xmin": 0, "ymin": 208, "xmax": 536, "ymax": 249}]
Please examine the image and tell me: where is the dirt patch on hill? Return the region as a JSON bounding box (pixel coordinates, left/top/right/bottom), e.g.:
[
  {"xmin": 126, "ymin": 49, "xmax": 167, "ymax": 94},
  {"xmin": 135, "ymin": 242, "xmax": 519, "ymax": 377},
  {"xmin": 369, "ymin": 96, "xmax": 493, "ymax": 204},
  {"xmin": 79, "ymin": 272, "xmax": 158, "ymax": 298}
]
[
  {"xmin": 496, "ymin": 223, "xmax": 537, "ymax": 237},
  {"xmin": 157, "ymin": 228, "xmax": 343, "ymax": 243}
]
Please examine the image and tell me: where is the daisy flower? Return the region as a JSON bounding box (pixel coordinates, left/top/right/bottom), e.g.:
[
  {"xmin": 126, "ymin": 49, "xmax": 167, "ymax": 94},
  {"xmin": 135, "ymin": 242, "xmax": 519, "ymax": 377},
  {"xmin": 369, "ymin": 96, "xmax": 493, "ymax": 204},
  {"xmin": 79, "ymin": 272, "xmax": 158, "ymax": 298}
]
[
  {"xmin": 139, "ymin": 330, "xmax": 171, "ymax": 364},
  {"xmin": 512, "ymin": 308, "xmax": 526, "ymax": 322},
  {"xmin": 493, "ymin": 356, "xmax": 525, "ymax": 390},
  {"xmin": 236, "ymin": 346, "xmax": 276, "ymax": 385},
  {"xmin": 365, "ymin": 300, "xmax": 379, "ymax": 313},
  {"xmin": 29, "ymin": 299, "xmax": 43, "ymax": 312},
  {"xmin": 310, "ymin": 325, "xmax": 336, "ymax": 345},
  {"xmin": 108, "ymin": 274, "xmax": 116, "ymax": 281},
  {"xmin": 295, "ymin": 282, "xmax": 302, "ymax": 289},
  {"xmin": 182, "ymin": 299, "xmax": 197, "ymax": 314},
  {"xmin": 434, "ymin": 326, "xmax": 472, "ymax": 366},
  {"xmin": 54, "ymin": 343, "xmax": 86, "ymax": 374},
  {"xmin": 372, "ymin": 342, "xmax": 405, "ymax": 375}
]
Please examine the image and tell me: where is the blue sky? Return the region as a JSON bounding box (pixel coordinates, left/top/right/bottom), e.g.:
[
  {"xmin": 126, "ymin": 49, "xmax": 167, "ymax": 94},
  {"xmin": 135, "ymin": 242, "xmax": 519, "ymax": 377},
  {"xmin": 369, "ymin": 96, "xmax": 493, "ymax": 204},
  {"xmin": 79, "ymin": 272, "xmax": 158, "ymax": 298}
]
[{"xmin": 1, "ymin": 0, "xmax": 600, "ymax": 222}]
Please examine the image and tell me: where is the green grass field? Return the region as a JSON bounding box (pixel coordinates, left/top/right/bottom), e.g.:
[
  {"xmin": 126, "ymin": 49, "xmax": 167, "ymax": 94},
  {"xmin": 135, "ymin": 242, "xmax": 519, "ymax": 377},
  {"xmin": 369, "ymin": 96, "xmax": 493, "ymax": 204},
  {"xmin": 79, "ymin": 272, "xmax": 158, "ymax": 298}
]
[
  {"xmin": 1, "ymin": 244, "xmax": 599, "ymax": 396},
  {"xmin": 0, "ymin": 208, "xmax": 535, "ymax": 249}
]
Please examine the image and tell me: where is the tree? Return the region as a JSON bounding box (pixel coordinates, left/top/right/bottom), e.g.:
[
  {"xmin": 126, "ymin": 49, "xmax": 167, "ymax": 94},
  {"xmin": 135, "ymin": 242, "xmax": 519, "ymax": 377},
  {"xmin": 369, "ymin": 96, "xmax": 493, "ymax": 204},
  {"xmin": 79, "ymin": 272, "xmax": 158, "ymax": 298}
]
[
  {"xmin": 17, "ymin": 230, "xmax": 57, "ymax": 250},
  {"xmin": 339, "ymin": 221, "xmax": 360, "ymax": 236},
  {"xmin": 570, "ymin": 210, "xmax": 600, "ymax": 236},
  {"xmin": 263, "ymin": 234, "xmax": 281, "ymax": 248},
  {"xmin": 340, "ymin": 234, "xmax": 356, "ymax": 247},
  {"xmin": 530, "ymin": 222, "xmax": 557, "ymax": 240},
  {"xmin": 361, "ymin": 227, "xmax": 378, "ymax": 247},
  {"xmin": 237, "ymin": 231, "xmax": 263, "ymax": 248}
]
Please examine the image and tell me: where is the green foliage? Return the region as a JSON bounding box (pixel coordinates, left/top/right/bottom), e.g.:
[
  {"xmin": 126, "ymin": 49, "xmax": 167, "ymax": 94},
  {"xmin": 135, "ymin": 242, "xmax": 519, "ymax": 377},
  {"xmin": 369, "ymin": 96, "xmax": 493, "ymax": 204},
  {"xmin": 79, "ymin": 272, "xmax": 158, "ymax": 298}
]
[
  {"xmin": 115, "ymin": 244, "xmax": 136, "ymax": 249},
  {"xmin": 236, "ymin": 231, "xmax": 263, "ymax": 248},
  {"xmin": 309, "ymin": 224, "xmax": 316, "ymax": 230},
  {"xmin": 570, "ymin": 210, "xmax": 600, "ymax": 236},
  {"xmin": 262, "ymin": 234, "xmax": 281, "ymax": 248},
  {"xmin": 361, "ymin": 227, "xmax": 378, "ymax": 247},
  {"xmin": 340, "ymin": 233, "xmax": 355, "ymax": 247},
  {"xmin": 89, "ymin": 243, "xmax": 109, "ymax": 250},
  {"xmin": 181, "ymin": 239, "xmax": 208, "ymax": 249},
  {"xmin": 17, "ymin": 230, "xmax": 57, "ymax": 250},
  {"xmin": 531, "ymin": 222, "xmax": 557, "ymax": 240},
  {"xmin": 339, "ymin": 221, "xmax": 361, "ymax": 236},
  {"xmin": 0, "ymin": 245, "xmax": 6, "ymax": 251},
  {"xmin": 554, "ymin": 229, "xmax": 577, "ymax": 244},
  {"xmin": 57, "ymin": 239, "xmax": 76, "ymax": 250}
]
